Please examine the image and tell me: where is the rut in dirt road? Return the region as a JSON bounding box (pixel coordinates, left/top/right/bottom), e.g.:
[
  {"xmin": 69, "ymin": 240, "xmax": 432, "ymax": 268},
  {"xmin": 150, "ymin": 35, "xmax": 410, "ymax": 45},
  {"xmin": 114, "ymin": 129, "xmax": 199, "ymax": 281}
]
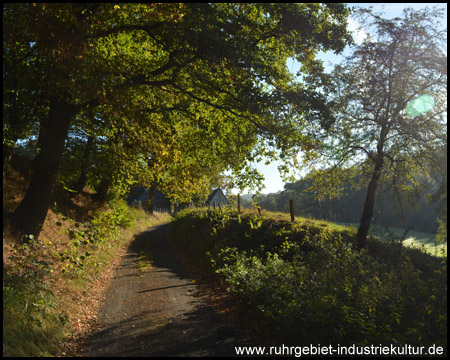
[{"xmin": 81, "ymin": 223, "xmax": 238, "ymax": 357}]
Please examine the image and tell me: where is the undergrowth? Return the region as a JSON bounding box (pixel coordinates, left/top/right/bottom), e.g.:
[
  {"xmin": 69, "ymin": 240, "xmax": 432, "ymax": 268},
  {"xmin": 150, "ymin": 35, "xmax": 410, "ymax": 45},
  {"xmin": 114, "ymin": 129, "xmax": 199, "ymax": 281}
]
[
  {"xmin": 171, "ymin": 208, "xmax": 447, "ymax": 348},
  {"xmin": 3, "ymin": 196, "xmax": 171, "ymax": 356}
]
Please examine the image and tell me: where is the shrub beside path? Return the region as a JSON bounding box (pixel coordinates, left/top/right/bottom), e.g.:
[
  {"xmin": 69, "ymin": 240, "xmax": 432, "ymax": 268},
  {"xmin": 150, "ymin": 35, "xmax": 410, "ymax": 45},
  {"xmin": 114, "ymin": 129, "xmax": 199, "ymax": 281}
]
[{"xmin": 81, "ymin": 223, "xmax": 237, "ymax": 357}]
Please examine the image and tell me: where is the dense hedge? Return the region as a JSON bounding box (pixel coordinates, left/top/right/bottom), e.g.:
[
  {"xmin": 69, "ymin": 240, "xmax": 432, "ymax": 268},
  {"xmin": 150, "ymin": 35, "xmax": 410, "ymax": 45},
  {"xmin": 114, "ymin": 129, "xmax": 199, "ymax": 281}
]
[{"xmin": 171, "ymin": 208, "xmax": 447, "ymax": 348}]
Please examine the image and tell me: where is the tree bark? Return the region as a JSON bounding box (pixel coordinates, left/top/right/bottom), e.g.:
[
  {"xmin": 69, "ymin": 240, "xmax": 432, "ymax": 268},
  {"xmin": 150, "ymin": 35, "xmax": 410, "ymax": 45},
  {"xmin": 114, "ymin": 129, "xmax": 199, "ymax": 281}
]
[
  {"xmin": 146, "ymin": 185, "xmax": 157, "ymax": 214},
  {"xmin": 11, "ymin": 97, "xmax": 77, "ymax": 239},
  {"xmin": 356, "ymin": 156, "xmax": 384, "ymax": 249},
  {"xmin": 73, "ymin": 136, "xmax": 95, "ymax": 194},
  {"xmin": 3, "ymin": 144, "xmax": 13, "ymax": 171},
  {"xmin": 93, "ymin": 175, "xmax": 112, "ymax": 203}
]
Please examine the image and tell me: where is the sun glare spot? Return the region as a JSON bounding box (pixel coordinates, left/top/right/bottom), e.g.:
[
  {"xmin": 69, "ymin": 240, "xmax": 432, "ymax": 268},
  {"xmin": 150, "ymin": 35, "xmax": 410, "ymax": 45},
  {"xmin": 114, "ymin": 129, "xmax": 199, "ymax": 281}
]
[{"xmin": 405, "ymin": 94, "xmax": 435, "ymax": 117}]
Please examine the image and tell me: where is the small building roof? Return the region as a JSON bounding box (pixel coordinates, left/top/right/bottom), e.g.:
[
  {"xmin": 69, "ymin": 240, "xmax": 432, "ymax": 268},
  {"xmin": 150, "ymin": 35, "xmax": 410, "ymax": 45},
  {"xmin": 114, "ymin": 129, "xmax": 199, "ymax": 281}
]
[{"xmin": 206, "ymin": 188, "xmax": 228, "ymax": 205}]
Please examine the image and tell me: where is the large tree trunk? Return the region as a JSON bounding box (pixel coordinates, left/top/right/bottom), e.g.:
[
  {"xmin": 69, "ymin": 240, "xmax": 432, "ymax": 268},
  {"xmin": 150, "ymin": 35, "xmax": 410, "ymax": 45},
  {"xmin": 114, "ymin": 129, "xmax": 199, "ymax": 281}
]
[
  {"xmin": 11, "ymin": 97, "xmax": 77, "ymax": 239},
  {"xmin": 356, "ymin": 156, "xmax": 384, "ymax": 249}
]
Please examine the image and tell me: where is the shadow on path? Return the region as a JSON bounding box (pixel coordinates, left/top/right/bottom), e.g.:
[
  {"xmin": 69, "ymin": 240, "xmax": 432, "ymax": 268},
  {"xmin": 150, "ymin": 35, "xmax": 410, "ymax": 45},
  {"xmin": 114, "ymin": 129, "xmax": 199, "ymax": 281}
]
[{"xmin": 82, "ymin": 223, "xmax": 238, "ymax": 357}]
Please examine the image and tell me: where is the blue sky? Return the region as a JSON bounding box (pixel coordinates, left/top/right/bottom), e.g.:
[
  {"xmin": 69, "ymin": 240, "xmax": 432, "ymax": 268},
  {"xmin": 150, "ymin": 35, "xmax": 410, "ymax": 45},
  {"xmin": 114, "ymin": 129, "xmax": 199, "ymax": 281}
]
[{"xmin": 234, "ymin": 3, "xmax": 447, "ymax": 195}]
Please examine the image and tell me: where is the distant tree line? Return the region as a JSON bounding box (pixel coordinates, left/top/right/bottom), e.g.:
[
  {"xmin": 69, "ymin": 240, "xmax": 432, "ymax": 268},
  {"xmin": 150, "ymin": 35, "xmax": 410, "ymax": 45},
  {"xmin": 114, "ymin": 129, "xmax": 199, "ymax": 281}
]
[{"xmin": 254, "ymin": 170, "xmax": 441, "ymax": 234}]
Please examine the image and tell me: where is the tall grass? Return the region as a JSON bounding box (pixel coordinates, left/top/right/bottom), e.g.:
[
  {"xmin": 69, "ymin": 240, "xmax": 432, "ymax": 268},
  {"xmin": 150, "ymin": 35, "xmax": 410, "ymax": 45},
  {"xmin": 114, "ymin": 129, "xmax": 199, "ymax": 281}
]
[
  {"xmin": 3, "ymin": 252, "xmax": 70, "ymax": 356},
  {"xmin": 336, "ymin": 222, "xmax": 447, "ymax": 257}
]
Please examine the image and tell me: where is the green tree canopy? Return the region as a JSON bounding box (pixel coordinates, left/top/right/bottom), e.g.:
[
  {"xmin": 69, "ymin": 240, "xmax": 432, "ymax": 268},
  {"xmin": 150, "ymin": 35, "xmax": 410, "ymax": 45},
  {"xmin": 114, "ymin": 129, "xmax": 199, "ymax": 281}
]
[
  {"xmin": 300, "ymin": 6, "xmax": 447, "ymax": 248},
  {"xmin": 4, "ymin": 3, "xmax": 353, "ymax": 238}
]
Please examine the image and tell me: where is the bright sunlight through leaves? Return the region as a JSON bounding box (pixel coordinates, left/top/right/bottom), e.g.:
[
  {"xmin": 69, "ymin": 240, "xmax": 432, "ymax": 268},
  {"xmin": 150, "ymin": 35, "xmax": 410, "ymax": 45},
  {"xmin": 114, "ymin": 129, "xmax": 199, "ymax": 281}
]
[{"xmin": 405, "ymin": 94, "xmax": 435, "ymax": 117}]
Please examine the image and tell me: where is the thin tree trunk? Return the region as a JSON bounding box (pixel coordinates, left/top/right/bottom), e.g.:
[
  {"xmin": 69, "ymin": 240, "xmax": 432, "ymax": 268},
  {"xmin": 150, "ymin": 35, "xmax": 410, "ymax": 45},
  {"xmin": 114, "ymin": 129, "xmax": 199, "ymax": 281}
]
[
  {"xmin": 73, "ymin": 136, "xmax": 95, "ymax": 194},
  {"xmin": 356, "ymin": 156, "xmax": 384, "ymax": 249},
  {"xmin": 146, "ymin": 185, "xmax": 157, "ymax": 214},
  {"xmin": 11, "ymin": 97, "xmax": 77, "ymax": 239},
  {"xmin": 93, "ymin": 175, "xmax": 112, "ymax": 203}
]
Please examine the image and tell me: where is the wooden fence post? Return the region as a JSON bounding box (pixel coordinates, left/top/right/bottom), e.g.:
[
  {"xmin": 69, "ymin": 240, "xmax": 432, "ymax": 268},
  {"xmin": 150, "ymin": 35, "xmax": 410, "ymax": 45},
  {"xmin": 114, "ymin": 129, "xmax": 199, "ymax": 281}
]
[
  {"xmin": 290, "ymin": 199, "xmax": 295, "ymax": 222},
  {"xmin": 213, "ymin": 201, "xmax": 216, "ymax": 210}
]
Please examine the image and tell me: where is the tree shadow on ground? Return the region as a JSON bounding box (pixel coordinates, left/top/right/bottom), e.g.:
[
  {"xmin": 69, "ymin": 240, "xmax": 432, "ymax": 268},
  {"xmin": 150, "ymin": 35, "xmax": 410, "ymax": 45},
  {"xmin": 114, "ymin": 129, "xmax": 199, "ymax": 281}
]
[
  {"xmin": 82, "ymin": 223, "xmax": 240, "ymax": 357},
  {"xmin": 83, "ymin": 304, "xmax": 237, "ymax": 357}
]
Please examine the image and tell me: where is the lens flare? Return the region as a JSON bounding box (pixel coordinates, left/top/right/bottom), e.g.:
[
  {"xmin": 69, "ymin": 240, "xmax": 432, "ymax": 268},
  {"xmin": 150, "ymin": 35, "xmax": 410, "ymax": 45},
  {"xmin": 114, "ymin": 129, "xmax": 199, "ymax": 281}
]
[{"xmin": 405, "ymin": 94, "xmax": 435, "ymax": 117}]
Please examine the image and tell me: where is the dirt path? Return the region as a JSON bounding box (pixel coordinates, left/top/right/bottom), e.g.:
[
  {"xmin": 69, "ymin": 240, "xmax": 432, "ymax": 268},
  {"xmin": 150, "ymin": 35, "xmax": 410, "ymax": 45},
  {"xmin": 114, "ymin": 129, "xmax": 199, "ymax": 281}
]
[{"xmin": 81, "ymin": 223, "xmax": 238, "ymax": 357}]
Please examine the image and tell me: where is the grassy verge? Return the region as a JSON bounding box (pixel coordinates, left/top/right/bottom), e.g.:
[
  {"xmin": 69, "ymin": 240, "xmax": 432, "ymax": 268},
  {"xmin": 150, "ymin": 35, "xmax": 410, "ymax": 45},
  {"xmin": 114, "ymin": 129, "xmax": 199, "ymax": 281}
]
[
  {"xmin": 335, "ymin": 222, "xmax": 446, "ymax": 257},
  {"xmin": 3, "ymin": 198, "xmax": 171, "ymax": 357},
  {"xmin": 171, "ymin": 208, "xmax": 447, "ymax": 348}
]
